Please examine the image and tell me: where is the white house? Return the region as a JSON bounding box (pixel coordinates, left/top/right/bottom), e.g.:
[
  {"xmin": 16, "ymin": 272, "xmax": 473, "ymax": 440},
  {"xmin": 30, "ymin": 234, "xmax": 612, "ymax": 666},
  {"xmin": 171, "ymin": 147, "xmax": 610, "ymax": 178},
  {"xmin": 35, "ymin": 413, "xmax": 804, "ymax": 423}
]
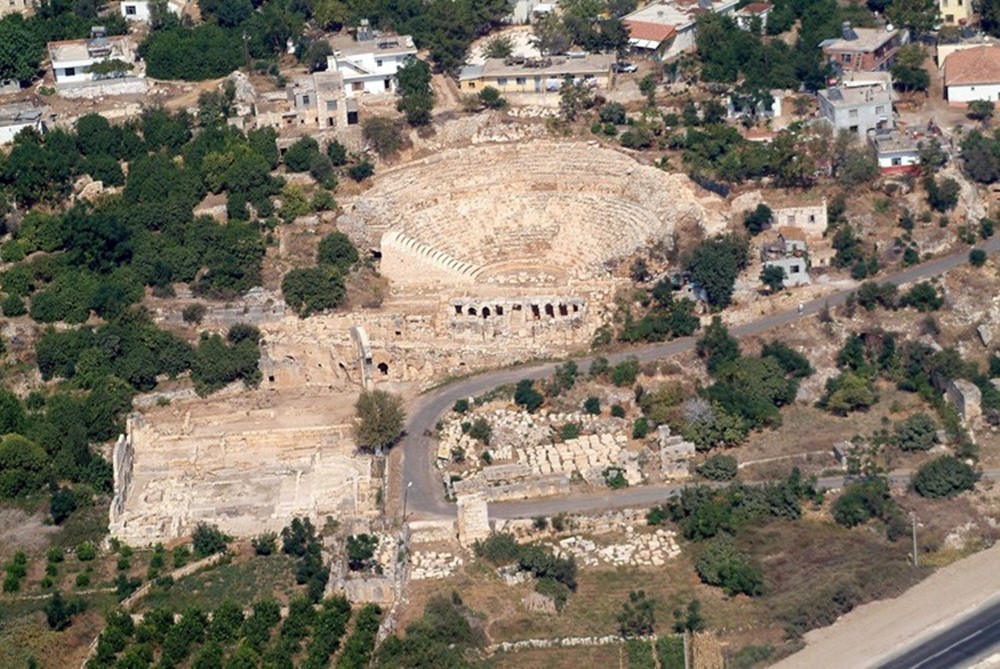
[
  {"xmin": 0, "ymin": 102, "xmax": 47, "ymax": 144},
  {"xmin": 48, "ymin": 28, "xmax": 136, "ymax": 85},
  {"xmin": 120, "ymin": 0, "xmax": 183, "ymax": 22},
  {"xmin": 623, "ymin": 0, "xmax": 740, "ymax": 61},
  {"xmin": 872, "ymin": 130, "xmax": 921, "ymax": 175},
  {"xmin": 944, "ymin": 45, "xmax": 1000, "ymax": 105},
  {"xmin": 735, "ymin": 2, "xmax": 771, "ymax": 32},
  {"xmin": 327, "ymin": 28, "xmax": 418, "ymax": 97}
]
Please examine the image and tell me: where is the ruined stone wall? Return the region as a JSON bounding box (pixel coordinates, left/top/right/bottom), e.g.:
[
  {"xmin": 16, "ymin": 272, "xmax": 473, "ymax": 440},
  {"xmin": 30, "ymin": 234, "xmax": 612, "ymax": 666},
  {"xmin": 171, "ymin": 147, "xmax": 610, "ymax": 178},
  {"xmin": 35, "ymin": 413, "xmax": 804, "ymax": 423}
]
[
  {"xmin": 111, "ymin": 416, "xmax": 376, "ymax": 544},
  {"xmin": 108, "ymin": 426, "xmax": 135, "ymax": 527}
]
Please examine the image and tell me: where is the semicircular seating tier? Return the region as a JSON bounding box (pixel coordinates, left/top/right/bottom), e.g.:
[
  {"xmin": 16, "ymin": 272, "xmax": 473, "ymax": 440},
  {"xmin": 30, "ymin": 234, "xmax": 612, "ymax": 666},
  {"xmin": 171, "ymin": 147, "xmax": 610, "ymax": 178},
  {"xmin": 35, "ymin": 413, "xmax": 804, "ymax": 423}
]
[{"xmin": 354, "ymin": 142, "xmax": 723, "ymax": 290}]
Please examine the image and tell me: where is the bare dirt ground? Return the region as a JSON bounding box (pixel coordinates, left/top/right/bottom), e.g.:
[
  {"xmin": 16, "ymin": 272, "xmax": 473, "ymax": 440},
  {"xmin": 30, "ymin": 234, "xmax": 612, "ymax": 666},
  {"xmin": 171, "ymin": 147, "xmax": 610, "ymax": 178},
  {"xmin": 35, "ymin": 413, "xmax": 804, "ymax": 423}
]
[
  {"xmin": 0, "ymin": 509, "xmax": 58, "ymax": 561},
  {"xmin": 772, "ymin": 538, "xmax": 1000, "ymax": 668}
]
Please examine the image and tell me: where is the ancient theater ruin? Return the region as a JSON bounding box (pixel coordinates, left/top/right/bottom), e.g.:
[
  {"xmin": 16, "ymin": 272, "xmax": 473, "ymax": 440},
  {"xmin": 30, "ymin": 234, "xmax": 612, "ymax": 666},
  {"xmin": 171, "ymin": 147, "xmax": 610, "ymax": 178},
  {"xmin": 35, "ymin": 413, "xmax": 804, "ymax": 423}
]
[
  {"xmin": 111, "ymin": 140, "xmax": 724, "ymax": 543},
  {"xmin": 261, "ymin": 141, "xmax": 726, "ymax": 389}
]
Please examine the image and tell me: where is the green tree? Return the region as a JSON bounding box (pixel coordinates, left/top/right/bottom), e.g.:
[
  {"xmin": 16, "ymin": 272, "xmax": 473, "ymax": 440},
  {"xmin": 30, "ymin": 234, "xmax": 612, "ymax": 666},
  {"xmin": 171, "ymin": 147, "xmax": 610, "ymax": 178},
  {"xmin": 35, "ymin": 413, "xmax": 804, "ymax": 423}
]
[
  {"xmin": 894, "ymin": 412, "xmax": 937, "ymax": 451},
  {"xmin": 281, "ymin": 266, "xmax": 346, "ymax": 317},
  {"xmin": 891, "ymin": 44, "xmax": 930, "ymax": 92},
  {"xmin": 968, "ymin": 100, "xmax": 996, "ymax": 122},
  {"xmin": 617, "ymin": 590, "xmax": 656, "ymax": 637},
  {"xmin": 483, "ymin": 35, "xmax": 514, "ymax": 59},
  {"xmin": 514, "ymin": 379, "xmax": 545, "ymax": 413},
  {"xmin": 0, "ymin": 15, "xmax": 43, "ymax": 84},
  {"xmin": 316, "ymin": 231, "xmax": 359, "ymax": 272},
  {"xmin": 743, "ymin": 203, "xmax": 772, "ymax": 235},
  {"xmin": 284, "ymin": 136, "xmax": 320, "ymax": 172},
  {"xmin": 695, "ymin": 536, "xmax": 763, "ymax": 596},
  {"xmin": 478, "ymin": 86, "xmax": 507, "ymax": 110},
  {"xmin": 970, "ymin": 249, "xmax": 988, "ymax": 267},
  {"xmin": 696, "ymin": 317, "xmax": 740, "ymax": 375},
  {"xmin": 696, "ymin": 454, "xmax": 738, "ymax": 481},
  {"xmin": 353, "ymin": 389, "xmax": 405, "ymax": 453},
  {"xmin": 821, "ymin": 371, "xmax": 878, "ymax": 415},
  {"xmin": 396, "ymin": 58, "xmax": 435, "ymax": 126},
  {"xmin": 685, "ymin": 234, "xmax": 750, "ymax": 308},
  {"xmin": 192, "ymin": 523, "xmax": 230, "ymax": 557},
  {"xmin": 886, "ymin": 0, "xmax": 939, "ymax": 34},
  {"xmin": 362, "ymin": 116, "xmax": 404, "ymax": 159},
  {"xmin": 912, "ymin": 455, "xmax": 978, "ymax": 498},
  {"xmin": 346, "ymin": 534, "xmax": 378, "ymax": 571},
  {"xmin": 760, "ymin": 265, "xmax": 785, "ymax": 293}
]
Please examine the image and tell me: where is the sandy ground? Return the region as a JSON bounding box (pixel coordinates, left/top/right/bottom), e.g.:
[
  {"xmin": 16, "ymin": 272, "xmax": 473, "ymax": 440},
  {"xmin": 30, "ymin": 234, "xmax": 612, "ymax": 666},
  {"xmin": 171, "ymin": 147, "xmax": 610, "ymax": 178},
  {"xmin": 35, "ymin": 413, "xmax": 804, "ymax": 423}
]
[{"xmin": 773, "ymin": 541, "xmax": 1000, "ymax": 668}]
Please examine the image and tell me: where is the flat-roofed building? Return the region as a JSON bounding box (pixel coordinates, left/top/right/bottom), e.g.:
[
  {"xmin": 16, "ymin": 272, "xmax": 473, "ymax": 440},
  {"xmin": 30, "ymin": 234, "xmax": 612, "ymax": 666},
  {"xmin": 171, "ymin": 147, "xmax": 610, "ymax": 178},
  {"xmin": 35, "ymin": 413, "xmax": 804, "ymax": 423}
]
[
  {"xmin": 458, "ymin": 54, "xmax": 615, "ymax": 94},
  {"xmin": 48, "ymin": 27, "xmax": 136, "ymax": 85}
]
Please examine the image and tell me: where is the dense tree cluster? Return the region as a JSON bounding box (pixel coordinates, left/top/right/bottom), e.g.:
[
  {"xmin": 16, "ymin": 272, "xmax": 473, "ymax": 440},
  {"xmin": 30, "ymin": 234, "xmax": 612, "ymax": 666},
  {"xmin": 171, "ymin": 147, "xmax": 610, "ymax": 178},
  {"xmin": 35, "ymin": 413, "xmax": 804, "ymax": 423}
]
[
  {"xmin": 685, "ymin": 234, "xmax": 749, "ymax": 309},
  {"xmin": 86, "ymin": 592, "xmax": 355, "ymax": 668},
  {"xmin": 377, "ymin": 594, "xmax": 483, "ymax": 668},
  {"xmin": 0, "ymin": 2, "xmax": 128, "ymax": 85}
]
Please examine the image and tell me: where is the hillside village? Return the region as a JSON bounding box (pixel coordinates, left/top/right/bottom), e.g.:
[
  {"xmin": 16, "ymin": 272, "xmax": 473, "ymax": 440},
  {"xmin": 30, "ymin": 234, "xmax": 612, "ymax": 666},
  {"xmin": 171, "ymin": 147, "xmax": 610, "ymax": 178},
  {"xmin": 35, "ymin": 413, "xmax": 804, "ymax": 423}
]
[{"xmin": 2, "ymin": 0, "xmax": 1000, "ymax": 667}]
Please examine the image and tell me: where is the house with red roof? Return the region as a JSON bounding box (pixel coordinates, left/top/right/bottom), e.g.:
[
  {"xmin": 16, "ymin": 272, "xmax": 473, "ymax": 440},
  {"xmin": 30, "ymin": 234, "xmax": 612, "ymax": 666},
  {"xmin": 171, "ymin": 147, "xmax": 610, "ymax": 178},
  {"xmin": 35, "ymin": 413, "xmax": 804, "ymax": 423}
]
[
  {"xmin": 735, "ymin": 3, "xmax": 771, "ymax": 32},
  {"xmin": 624, "ymin": 20, "xmax": 678, "ymax": 59},
  {"xmin": 944, "ymin": 46, "xmax": 1000, "ymax": 106}
]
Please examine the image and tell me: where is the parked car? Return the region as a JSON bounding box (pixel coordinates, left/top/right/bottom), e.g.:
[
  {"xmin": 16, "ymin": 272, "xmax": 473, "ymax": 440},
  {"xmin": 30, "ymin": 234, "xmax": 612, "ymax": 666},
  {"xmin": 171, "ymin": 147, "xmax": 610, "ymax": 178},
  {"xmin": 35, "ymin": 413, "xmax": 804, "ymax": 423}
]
[{"xmin": 613, "ymin": 61, "xmax": 638, "ymax": 73}]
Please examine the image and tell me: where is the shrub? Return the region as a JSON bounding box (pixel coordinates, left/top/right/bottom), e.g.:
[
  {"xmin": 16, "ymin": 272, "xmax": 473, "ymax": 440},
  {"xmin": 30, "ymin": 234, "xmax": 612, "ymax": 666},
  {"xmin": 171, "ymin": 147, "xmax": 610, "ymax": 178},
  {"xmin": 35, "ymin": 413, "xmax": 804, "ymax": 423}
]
[
  {"xmin": 252, "ymin": 532, "xmax": 277, "ymax": 556},
  {"xmin": 346, "ymin": 534, "xmax": 379, "ymax": 571},
  {"xmin": 317, "ymin": 232, "xmax": 359, "ymax": 272},
  {"xmin": 282, "ymin": 266, "xmax": 347, "ymax": 317},
  {"xmin": 583, "ymin": 396, "xmax": 601, "ymax": 415},
  {"xmin": 473, "ymin": 532, "xmax": 521, "ymax": 565},
  {"xmin": 603, "ymin": 466, "xmax": 628, "ymax": 489},
  {"xmin": 50, "ymin": 487, "xmax": 78, "ymax": 524},
  {"xmin": 912, "ymin": 456, "xmax": 978, "ymax": 498},
  {"xmin": 560, "ymin": 423, "xmax": 580, "ymax": 440},
  {"xmin": 900, "ymin": 281, "xmax": 944, "ymax": 312},
  {"xmin": 633, "ymin": 417, "xmax": 650, "ymax": 438},
  {"xmin": 284, "ymin": 136, "xmax": 320, "ymax": 172},
  {"xmin": 611, "ymin": 356, "xmax": 640, "ymax": 387},
  {"xmin": 468, "ymin": 417, "xmax": 492, "ymax": 445},
  {"xmin": 611, "ymin": 404, "xmax": 626, "ymax": 418},
  {"xmin": 192, "ymin": 523, "xmax": 230, "ymax": 557},
  {"xmin": 453, "ymin": 398, "xmax": 469, "ymax": 414},
  {"xmin": 894, "ymin": 413, "xmax": 937, "ymax": 451},
  {"xmin": 696, "ymin": 454, "xmax": 738, "ymax": 481},
  {"xmin": 514, "ymin": 379, "xmax": 544, "ymax": 413},
  {"xmin": 182, "ymin": 303, "xmax": 207, "ymax": 324},
  {"xmin": 75, "ymin": 542, "xmax": 97, "ymax": 562},
  {"xmin": 348, "ymin": 159, "xmax": 375, "ymax": 182},
  {"xmin": 694, "ymin": 537, "xmax": 763, "ymax": 596},
  {"xmin": 970, "ymin": 249, "xmax": 988, "ymax": 267}
]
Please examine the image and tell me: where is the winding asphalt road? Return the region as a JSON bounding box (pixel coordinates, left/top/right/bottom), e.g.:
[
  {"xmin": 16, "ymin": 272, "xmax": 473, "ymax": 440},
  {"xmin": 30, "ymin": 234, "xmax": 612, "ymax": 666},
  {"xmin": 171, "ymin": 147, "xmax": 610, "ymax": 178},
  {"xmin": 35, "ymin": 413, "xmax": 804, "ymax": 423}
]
[{"xmin": 399, "ymin": 235, "xmax": 1000, "ymax": 520}]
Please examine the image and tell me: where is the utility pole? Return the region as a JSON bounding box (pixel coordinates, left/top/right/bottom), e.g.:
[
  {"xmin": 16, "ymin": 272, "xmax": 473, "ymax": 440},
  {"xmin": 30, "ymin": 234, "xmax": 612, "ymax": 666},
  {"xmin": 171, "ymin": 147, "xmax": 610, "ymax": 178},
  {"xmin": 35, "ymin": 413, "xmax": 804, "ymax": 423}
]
[
  {"xmin": 683, "ymin": 630, "xmax": 690, "ymax": 669},
  {"xmin": 911, "ymin": 512, "xmax": 919, "ymax": 567},
  {"xmin": 402, "ymin": 481, "xmax": 413, "ymax": 525}
]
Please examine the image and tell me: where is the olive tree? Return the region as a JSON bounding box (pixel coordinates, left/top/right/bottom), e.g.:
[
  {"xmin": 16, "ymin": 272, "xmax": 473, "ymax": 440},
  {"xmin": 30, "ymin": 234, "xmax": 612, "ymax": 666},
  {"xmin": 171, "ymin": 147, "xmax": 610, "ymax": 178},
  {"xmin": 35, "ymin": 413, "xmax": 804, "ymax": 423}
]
[{"xmin": 353, "ymin": 390, "xmax": 405, "ymax": 453}]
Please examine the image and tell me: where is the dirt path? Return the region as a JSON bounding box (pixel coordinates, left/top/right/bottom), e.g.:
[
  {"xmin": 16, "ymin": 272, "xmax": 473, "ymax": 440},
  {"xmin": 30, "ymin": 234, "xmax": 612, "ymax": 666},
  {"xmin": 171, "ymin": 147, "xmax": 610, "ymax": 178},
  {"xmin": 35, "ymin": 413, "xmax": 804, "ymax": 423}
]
[{"xmin": 772, "ymin": 540, "xmax": 1000, "ymax": 668}]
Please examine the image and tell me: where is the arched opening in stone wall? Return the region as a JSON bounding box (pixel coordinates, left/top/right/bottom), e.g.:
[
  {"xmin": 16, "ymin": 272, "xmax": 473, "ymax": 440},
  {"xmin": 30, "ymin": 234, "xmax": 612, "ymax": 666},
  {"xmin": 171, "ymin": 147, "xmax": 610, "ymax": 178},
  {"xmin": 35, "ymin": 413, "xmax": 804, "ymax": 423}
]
[
  {"xmin": 496, "ymin": 305, "xmax": 504, "ymax": 316},
  {"xmin": 468, "ymin": 306, "xmax": 477, "ymax": 316},
  {"xmin": 482, "ymin": 307, "xmax": 491, "ymax": 318},
  {"xmin": 559, "ymin": 304, "xmax": 568, "ymax": 316},
  {"xmin": 531, "ymin": 304, "xmax": 540, "ymax": 320},
  {"xmin": 544, "ymin": 304, "xmax": 555, "ymax": 317}
]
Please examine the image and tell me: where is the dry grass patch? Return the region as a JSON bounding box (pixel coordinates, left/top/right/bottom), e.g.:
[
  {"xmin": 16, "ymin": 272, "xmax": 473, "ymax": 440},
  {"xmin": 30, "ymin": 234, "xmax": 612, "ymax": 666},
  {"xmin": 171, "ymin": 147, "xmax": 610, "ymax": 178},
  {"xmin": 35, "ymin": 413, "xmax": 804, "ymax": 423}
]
[{"xmin": 481, "ymin": 644, "xmax": 624, "ymax": 669}]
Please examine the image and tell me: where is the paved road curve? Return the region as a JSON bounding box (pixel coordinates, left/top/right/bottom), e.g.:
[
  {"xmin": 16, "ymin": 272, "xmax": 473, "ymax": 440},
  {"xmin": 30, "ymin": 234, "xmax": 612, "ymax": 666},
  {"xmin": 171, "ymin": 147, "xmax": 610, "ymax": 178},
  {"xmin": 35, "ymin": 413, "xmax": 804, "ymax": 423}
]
[
  {"xmin": 879, "ymin": 599, "xmax": 1000, "ymax": 669},
  {"xmin": 399, "ymin": 236, "xmax": 1000, "ymax": 519}
]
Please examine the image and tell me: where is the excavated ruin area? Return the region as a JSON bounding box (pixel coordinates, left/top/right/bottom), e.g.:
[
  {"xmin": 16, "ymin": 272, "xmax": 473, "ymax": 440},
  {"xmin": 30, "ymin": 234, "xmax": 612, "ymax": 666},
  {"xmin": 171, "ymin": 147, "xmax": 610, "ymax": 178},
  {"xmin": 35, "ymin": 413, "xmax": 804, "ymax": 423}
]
[{"xmin": 350, "ymin": 141, "xmax": 726, "ymax": 291}]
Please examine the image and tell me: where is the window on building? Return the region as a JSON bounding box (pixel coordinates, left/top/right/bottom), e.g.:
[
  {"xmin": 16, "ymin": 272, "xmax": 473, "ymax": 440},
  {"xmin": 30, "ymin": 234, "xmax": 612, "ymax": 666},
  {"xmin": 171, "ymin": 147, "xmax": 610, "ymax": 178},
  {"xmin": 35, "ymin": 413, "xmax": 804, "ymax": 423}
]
[
  {"xmin": 376, "ymin": 59, "xmax": 383, "ymax": 67},
  {"xmin": 125, "ymin": 4, "xmax": 136, "ymax": 13},
  {"xmin": 352, "ymin": 82, "xmax": 363, "ymax": 91},
  {"xmin": 848, "ymin": 108, "xmax": 858, "ymax": 118},
  {"xmin": 326, "ymin": 100, "xmax": 337, "ymax": 110},
  {"xmin": 497, "ymin": 77, "xmax": 508, "ymax": 85},
  {"xmin": 892, "ymin": 157, "xmax": 901, "ymax": 166},
  {"xmin": 849, "ymin": 125, "xmax": 859, "ymax": 133},
  {"xmin": 842, "ymin": 53, "xmax": 851, "ymax": 62},
  {"xmin": 64, "ymin": 67, "xmax": 75, "ymax": 77},
  {"xmin": 876, "ymin": 105, "xmax": 885, "ymax": 114},
  {"xmin": 301, "ymin": 94, "xmax": 310, "ymax": 105},
  {"xmin": 516, "ymin": 77, "xmax": 526, "ymax": 85},
  {"xmin": 327, "ymin": 118, "xmax": 335, "ymax": 127},
  {"xmin": 790, "ymin": 265, "xmax": 800, "ymax": 273},
  {"xmin": 942, "ymin": 0, "xmax": 948, "ymax": 5}
]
